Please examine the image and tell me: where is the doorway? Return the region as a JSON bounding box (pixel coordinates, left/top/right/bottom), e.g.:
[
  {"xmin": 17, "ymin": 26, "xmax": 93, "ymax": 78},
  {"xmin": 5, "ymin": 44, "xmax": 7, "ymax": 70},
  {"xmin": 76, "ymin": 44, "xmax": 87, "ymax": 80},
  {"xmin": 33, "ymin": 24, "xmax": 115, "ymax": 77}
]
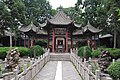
[{"xmin": 55, "ymin": 37, "xmax": 65, "ymax": 52}]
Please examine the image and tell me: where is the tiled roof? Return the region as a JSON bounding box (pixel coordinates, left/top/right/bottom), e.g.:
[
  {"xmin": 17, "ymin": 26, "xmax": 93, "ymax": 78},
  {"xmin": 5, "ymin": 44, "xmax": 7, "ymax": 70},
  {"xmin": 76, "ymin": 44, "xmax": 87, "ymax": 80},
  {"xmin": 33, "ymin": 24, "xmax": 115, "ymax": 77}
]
[
  {"xmin": 73, "ymin": 29, "xmax": 83, "ymax": 35},
  {"xmin": 39, "ymin": 21, "xmax": 47, "ymax": 28},
  {"xmin": 99, "ymin": 34, "xmax": 112, "ymax": 38},
  {"xmin": 74, "ymin": 23, "xmax": 82, "ymax": 28},
  {"xmin": 48, "ymin": 10, "xmax": 73, "ymax": 25},
  {"xmin": 82, "ymin": 21, "xmax": 102, "ymax": 33},
  {"xmin": 19, "ymin": 22, "xmax": 38, "ymax": 32},
  {"xmin": 37, "ymin": 29, "xmax": 47, "ymax": 35}
]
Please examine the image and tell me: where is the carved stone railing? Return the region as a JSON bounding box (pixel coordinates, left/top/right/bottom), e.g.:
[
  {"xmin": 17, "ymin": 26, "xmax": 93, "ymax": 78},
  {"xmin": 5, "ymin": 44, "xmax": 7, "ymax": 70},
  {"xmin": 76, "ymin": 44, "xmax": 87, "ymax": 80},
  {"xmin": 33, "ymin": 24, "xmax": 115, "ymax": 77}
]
[
  {"xmin": 70, "ymin": 49, "xmax": 112, "ymax": 80},
  {"xmin": 1, "ymin": 49, "xmax": 50, "ymax": 80},
  {"xmin": 1, "ymin": 48, "xmax": 113, "ymax": 80}
]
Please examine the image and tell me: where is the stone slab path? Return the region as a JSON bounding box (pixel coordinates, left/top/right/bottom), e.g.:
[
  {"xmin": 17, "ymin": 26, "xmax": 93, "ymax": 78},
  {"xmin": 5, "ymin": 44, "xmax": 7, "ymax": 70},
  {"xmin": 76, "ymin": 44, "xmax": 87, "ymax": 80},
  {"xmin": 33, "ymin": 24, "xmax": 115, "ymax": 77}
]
[
  {"xmin": 34, "ymin": 61, "xmax": 82, "ymax": 80},
  {"xmin": 62, "ymin": 61, "xmax": 82, "ymax": 80}
]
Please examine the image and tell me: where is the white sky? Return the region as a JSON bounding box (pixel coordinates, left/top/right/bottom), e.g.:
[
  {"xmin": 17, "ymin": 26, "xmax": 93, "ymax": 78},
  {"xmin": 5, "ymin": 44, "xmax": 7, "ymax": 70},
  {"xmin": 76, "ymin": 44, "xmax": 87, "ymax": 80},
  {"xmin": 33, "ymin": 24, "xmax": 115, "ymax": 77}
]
[{"xmin": 48, "ymin": 0, "xmax": 77, "ymax": 9}]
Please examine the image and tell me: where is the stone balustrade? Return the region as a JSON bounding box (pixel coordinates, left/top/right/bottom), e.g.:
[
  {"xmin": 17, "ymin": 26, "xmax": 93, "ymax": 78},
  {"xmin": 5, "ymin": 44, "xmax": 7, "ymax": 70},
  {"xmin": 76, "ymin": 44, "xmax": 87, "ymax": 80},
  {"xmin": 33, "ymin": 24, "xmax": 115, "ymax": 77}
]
[
  {"xmin": 70, "ymin": 49, "xmax": 112, "ymax": 80},
  {"xmin": 1, "ymin": 49, "xmax": 50, "ymax": 80},
  {"xmin": 0, "ymin": 48, "xmax": 113, "ymax": 80}
]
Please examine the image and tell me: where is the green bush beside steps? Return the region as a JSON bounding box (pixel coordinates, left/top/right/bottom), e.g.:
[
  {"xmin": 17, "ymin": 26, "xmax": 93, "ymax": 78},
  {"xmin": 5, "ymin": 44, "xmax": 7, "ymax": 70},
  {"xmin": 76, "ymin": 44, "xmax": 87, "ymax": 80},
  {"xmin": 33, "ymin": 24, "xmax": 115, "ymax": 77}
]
[
  {"xmin": 107, "ymin": 60, "xmax": 120, "ymax": 80},
  {"xmin": 91, "ymin": 48, "xmax": 120, "ymax": 59},
  {"xmin": 78, "ymin": 46, "xmax": 92, "ymax": 60}
]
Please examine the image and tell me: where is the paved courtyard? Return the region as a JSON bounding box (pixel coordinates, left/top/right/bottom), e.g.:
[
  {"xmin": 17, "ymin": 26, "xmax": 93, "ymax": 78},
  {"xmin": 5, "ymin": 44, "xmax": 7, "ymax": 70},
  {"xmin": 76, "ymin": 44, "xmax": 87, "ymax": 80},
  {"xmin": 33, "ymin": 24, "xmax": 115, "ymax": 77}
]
[{"xmin": 34, "ymin": 61, "xmax": 82, "ymax": 80}]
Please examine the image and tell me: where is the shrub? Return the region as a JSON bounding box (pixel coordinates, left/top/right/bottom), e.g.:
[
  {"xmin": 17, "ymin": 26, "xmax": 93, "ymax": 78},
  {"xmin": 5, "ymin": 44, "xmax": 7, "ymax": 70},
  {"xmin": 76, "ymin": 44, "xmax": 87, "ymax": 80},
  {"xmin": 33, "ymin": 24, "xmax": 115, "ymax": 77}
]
[
  {"xmin": 0, "ymin": 47, "xmax": 9, "ymax": 60},
  {"xmin": 78, "ymin": 46, "xmax": 92, "ymax": 59},
  {"xmin": 106, "ymin": 48, "xmax": 120, "ymax": 59},
  {"xmin": 0, "ymin": 47, "xmax": 30, "ymax": 59},
  {"xmin": 17, "ymin": 47, "xmax": 29, "ymax": 57},
  {"xmin": 99, "ymin": 48, "xmax": 120, "ymax": 59},
  {"xmin": 35, "ymin": 40, "xmax": 47, "ymax": 48},
  {"xmin": 107, "ymin": 61, "xmax": 120, "ymax": 79},
  {"xmin": 91, "ymin": 50, "xmax": 100, "ymax": 58},
  {"xmin": 29, "ymin": 45, "xmax": 44, "ymax": 58}
]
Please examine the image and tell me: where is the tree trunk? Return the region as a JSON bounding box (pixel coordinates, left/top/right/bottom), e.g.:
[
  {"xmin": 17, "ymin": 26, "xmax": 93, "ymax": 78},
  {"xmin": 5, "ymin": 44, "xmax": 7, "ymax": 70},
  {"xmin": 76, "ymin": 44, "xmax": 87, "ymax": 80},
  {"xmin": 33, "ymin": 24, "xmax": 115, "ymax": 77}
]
[
  {"xmin": 10, "ymin": 31, "xmax": 12, "ymax": 47},
  {"xmin": 113, "ymin": 29, "xmax": 117, "ymax": 48}
]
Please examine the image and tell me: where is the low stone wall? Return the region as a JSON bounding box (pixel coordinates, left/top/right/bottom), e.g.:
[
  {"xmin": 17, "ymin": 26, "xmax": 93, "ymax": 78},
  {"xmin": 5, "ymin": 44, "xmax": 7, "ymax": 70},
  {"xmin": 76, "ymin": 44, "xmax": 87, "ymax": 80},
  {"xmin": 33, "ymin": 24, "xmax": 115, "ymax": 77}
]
[
  {"xmin": 70, "ymin": 49, "xmax": 113, "ymax": 80},
  {"xmin": 1, "ymin": 49, "xmax": 50, "ymax": 80},
  {"xmin": 1, "ymin": 48, "xmax": 113, "ymax": 80}
]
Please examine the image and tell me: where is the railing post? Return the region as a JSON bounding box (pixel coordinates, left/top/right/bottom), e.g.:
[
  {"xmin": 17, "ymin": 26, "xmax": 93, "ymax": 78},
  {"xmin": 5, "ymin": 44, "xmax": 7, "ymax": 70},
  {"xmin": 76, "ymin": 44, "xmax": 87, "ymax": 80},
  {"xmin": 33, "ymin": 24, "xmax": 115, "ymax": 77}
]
[
  {"xmin": 95, "ymin": 70, "xmax": 100, "ymax": 80},
  {"xmin": 4, "ymin": 58, "xmax": 7, "ymax": 68},
  {"xmin": 89, "ymin": 57, "xmax": 91, "ymax": 62},
  {"xmin": 28, "ymin": 57, "xmax": 30, "ymax": 61},
  {"xmin": 88, "ymin": 65, "xmax": 92, "ymax": 80},
  {"xmin": 112, "ymin": 59, "xmax": 115, "ymax": 63},
  {"xmin": 13, "ymin": 69, "xmax": 18, "ymax": 80},
  {"xmin": 84, "ymin": 58, "xmax": 86, "ymax": 66},
  {"xmin": 43, "ymin": 54, "xmax": 45, "ymax": 65},
  {"xmin": 38, "ymin": 57, "xmax": 40, "ymax": 60},
  {"xmin": 24, "ymin": 64, "xmax": 27, "ymax": 80},
  {"xmin": 40, "ymin": 55, "xmax": 43, "ymax": 59}
]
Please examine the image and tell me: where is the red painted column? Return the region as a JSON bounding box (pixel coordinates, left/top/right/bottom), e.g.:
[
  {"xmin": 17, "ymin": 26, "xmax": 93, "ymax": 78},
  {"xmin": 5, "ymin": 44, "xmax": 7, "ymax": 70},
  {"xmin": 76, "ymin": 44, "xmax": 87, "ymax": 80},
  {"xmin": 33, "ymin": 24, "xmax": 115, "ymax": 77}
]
[
  {"xmin": 28, "ymin": 38, "xmax": 30, "ymax": 48},
  {"xmin": 24, "ymin": 34, "xmax": 26, "ymax": 47},
  {"xmin": 52, "ymin": 31, "xmax": 55, "ymax": 52},
  {"xmin": 66, "ymin": 31, "xmax": 68, "ymax": 52}
]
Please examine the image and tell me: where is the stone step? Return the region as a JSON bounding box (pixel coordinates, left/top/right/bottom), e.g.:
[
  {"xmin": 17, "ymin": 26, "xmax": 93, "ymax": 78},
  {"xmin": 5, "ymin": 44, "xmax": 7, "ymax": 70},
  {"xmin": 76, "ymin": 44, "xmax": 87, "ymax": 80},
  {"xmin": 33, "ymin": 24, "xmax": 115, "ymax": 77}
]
[{"xmin": 49, "ymin": 53, "xmax": 71, "ymax": 61}]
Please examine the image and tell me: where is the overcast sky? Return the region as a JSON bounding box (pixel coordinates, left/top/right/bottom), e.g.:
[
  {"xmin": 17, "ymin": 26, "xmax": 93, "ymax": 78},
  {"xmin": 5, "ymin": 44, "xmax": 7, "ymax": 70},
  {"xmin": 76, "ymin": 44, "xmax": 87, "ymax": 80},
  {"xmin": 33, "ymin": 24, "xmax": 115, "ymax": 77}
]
[{"xmin": 48, "ymin": 0, "xmax": 77, "ymax": 9}]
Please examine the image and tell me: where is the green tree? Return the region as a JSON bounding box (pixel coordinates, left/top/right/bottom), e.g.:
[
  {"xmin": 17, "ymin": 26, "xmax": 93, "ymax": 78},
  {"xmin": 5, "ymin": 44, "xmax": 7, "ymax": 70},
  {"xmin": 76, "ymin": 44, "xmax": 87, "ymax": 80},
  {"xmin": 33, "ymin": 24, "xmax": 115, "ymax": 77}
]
[
  {"xmin": 0, "ymin": 1, "xmax": 11, "ymax": 36},
  {"xmin": 1, "ymin": 0, "xmax": 26, "ymax": 46},
  {"xmin": 103, "ymin": 0, "xmax": 120, "ymax": 48},
  {"xmin": 23, "ymin": 0, "xmax": 52, "ymax": 26},
  {"xmin": 76, "ymin": 0, "xmax": 120, "ymax": 48},
  {"xmin": 63, "ymin": 7, "xmax": 83, "ymax": 24}
]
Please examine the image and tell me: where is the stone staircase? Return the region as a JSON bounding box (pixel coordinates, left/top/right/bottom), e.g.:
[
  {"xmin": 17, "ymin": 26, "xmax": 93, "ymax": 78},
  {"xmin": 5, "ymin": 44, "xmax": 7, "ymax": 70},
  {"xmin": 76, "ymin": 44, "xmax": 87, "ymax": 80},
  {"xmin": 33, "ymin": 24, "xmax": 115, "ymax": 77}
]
[{"xmin": 49, "ymin": 53, "xmax": 71, "ymax": 61}]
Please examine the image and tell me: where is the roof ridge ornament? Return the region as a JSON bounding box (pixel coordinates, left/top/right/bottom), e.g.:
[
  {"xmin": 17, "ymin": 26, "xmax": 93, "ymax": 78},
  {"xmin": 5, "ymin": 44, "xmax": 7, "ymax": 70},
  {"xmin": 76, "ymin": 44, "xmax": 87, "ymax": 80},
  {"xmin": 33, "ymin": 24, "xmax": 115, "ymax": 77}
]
[
  {"xmin": 30, "ymin": 21, "xmax": 34, "ymax": 26},
  {"xmin": 87, "ymin": 20, "xmax": 90, "ymax": 25},
  {"xmin": 57, "ymin": 5, "xmax": 63, "ymax": 11}
]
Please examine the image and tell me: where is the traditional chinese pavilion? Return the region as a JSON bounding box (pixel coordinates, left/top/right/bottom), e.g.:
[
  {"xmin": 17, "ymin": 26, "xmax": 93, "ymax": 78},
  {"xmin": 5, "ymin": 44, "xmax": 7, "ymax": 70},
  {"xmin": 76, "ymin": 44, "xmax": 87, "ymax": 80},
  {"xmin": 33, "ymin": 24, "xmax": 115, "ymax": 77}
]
[
  {"xmin": 19, "ymin": 9, "xmax": 102, "ymax": 52},
  {"xmin": 42, "ymin": 9, "xmax": 80, "ymax": 52},
  {"xmin": 19, "ymin": 22, "xmax": 47, "ymax": 48},
  {"xmin": 73, "ymin": 21, "xmax": 102, "ymax": 49}
]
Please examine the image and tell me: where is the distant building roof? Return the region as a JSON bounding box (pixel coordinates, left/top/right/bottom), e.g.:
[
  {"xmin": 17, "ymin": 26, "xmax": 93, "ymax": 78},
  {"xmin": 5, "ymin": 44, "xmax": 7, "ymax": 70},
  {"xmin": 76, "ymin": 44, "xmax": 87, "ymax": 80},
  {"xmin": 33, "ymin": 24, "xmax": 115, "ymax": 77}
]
[
  {"xmin": 37, "ymin": 29, "xmax": 47, "ymax": 35},
  {"xmin": 39, "ymin": 21, "xmax": 47, "ymax": 28},
  {"xmin": 73, "ymin": 29, "xmax": 83, "ymax": 35},
  {"xmin": 74, "ymin": 23, "xmax": 82, "ymax": 28},
  {"xmin": 19, "ymin": 22, "xmax": 47, "ymax": 36},
  {"xmin": 99, "ymin": 34, "xmax": 112, "ymax": 38},
  {"xmin": 82, "ymin": 21, "xmax": 102, "ymax": 33},
  {"xmin": 4, "ymin": 31, "xmax": 14, "ymax": 36},
  {"xmin": 48, "ymin": 10, "xmax": 73, "ymax": 25},
  {"xmin": 19, "ymin": 22, "xmax": 38, "ymax": 33}
]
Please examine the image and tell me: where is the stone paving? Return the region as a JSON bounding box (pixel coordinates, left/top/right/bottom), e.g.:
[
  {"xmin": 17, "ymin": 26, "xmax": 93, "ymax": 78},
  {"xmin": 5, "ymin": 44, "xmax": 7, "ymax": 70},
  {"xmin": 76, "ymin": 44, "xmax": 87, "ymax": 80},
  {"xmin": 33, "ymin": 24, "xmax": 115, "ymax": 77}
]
[
  {"xmin": 34, "ymin": 61, "xmax": 82, "ymax": 80},
  {"xmin": 34, "ymin": 61, "xmax": 58, "ymax": 80},
  {"xmin": 62, "ymin": 61, "xmax": 82, "ymax": 80}
]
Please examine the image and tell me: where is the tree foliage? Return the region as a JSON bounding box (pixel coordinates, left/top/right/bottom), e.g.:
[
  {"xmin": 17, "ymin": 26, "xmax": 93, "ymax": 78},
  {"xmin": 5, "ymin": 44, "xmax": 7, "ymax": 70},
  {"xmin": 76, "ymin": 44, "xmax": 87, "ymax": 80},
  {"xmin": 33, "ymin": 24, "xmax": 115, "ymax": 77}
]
[
  {"xmin": 0, "ymin": 0, "xmax": 53, "ymax": 38},
  {"xmin": 76, "ymin": 0, "xmax": 120, "ymax": 48},
  {"xmin": 23, "ymin": 0, "xmax": 52, "ymax": 26}
]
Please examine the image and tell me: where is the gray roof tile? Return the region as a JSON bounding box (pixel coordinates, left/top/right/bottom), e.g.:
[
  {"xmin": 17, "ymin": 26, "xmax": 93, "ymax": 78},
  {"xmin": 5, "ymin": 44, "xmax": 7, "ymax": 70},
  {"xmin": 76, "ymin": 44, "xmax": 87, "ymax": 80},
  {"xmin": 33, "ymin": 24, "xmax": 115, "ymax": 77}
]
[
  {"xmin": 82, "ymin": 21, "xmax": 102, "ymax": 33},
  {"xmin": 48, "ymin": 10, "xmax": 73, "ymax": 25}
]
